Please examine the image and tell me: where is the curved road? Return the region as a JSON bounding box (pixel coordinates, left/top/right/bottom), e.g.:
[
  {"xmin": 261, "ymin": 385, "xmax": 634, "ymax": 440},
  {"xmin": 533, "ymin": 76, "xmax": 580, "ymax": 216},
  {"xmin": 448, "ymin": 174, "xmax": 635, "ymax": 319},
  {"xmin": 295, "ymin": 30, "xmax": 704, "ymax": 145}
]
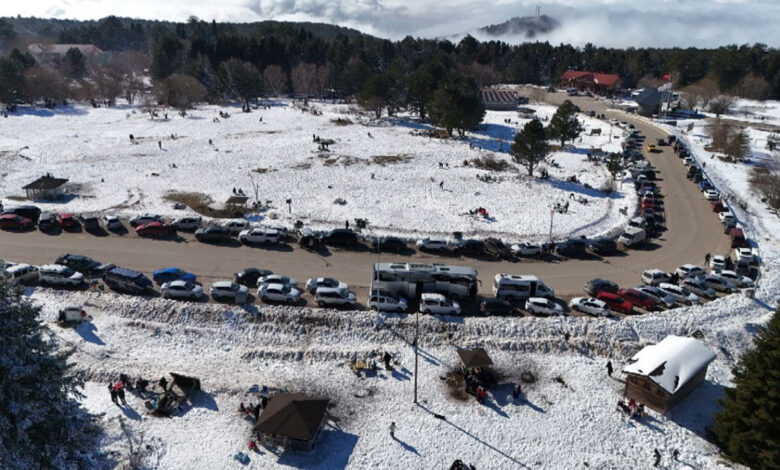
[{"xmin": 0, "ymin": 94, "xmax": 731, "ymax": 303}]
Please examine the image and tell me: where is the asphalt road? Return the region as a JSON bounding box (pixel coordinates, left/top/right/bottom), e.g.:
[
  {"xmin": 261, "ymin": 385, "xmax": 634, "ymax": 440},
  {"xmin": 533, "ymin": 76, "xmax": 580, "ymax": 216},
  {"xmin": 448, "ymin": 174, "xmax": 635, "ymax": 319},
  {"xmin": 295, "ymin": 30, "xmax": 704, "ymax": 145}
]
[{"xmin": 0, "ymin": 94, "xmax": 731, "ymax": 306}]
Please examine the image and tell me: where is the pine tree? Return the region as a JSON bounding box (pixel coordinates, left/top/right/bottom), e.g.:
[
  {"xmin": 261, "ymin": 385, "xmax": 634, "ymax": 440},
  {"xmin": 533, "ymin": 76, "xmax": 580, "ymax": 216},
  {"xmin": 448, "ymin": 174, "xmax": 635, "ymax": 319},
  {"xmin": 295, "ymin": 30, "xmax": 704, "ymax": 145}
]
[
  {"xmin": 511, "ymin": 119, "xmax": 549, "ymax": 177},
  {"xmin": 713, "ymin": 310, "xmax": 780, "ymax": 469},
  {"xmin": 547, "ymin": 99, "xmax": 583, "ymax": 148},
  {"xmin": 428, "ymin": 73, "xmax": 485, "ymax": 137},
  {"xmin": 0, "ymin": 280, "xmax": 104, "ymax": 469}
]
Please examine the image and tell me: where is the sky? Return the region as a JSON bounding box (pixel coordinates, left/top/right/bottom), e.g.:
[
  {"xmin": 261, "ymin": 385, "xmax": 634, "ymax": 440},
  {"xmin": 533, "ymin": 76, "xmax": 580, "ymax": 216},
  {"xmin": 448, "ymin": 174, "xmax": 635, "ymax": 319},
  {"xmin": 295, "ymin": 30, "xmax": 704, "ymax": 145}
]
[{"xmin": 2, "ymin": 0, "xmax": 779, "ymax": 48}]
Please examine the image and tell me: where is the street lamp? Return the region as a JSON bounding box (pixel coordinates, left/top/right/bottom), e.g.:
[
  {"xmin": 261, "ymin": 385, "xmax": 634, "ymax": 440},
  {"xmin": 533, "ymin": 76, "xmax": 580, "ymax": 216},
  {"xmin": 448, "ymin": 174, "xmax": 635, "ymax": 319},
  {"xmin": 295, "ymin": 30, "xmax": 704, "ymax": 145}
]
[{"xmin": 414, "ymin": 308, "xmax": 419, "ymax": 404}]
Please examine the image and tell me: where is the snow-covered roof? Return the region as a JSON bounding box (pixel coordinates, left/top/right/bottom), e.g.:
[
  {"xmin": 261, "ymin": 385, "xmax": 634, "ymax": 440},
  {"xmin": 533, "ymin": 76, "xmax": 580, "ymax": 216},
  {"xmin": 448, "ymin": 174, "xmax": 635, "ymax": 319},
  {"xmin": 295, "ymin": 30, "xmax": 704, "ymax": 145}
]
[{"xmin": 622, "ymin": 336, "xmax": 715, "ymax": 394}]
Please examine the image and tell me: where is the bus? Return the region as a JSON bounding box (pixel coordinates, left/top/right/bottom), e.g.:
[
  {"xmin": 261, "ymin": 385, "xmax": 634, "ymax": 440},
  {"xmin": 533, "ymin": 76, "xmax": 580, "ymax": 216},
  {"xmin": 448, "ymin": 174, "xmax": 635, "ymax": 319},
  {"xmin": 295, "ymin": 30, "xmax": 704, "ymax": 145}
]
[{"xmin": 371, "ymin": 263, "xmax": 478, "ymax": 300}]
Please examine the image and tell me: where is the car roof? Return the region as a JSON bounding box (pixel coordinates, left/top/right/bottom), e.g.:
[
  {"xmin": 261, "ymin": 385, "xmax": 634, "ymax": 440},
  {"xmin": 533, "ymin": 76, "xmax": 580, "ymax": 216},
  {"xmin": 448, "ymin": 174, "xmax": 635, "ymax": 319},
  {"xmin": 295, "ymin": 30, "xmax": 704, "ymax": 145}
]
[
  {"xmin": 212, "ymin": 281, "xmax": 234, "ymax": 288},
  {"xmin": 421, "ymin": 293, "xmax": 446, "ymax": 300},
  {"xmin": 158, "ymin": 267, "xmax": 182, "ymax": 273},
  {"xmin": 168, "ymin": 280, "xmax": 191, "ymax": 287}
]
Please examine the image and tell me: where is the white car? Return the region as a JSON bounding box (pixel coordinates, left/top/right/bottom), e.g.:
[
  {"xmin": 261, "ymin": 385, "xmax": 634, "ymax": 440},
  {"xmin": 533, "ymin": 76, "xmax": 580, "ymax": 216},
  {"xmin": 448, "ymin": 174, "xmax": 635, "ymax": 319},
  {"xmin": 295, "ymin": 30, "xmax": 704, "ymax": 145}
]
[
  {"xmin": 681, "ymin": 277, "xmax": 716, "ymax": 299},
  {"xmin": 257, "ymin": 274, "xmax": 298, "ymax": 289},
  {"xmin": 610, "ymin": 118, "xmax": 619, "ymax": 126},
  {"xmin": 3, "ymin": 263, "xmax": 39, "ymax": 284},
  {"xmin": 161, "ymin": 280, "xmax": 203, "ymax": 300},
  {"xmin": 224, "ymin": 220, "xmax": 249, "ymax": 234},
  {"xmin": 315, "ymin": 287, "xmax": 357, "ymax": 307},
  {"xmin": 305, "ymin": 277, "xmax": 347, "ymax": 294},
  {"xmin": 259, "ymin": 283, "xmax": 301, "ymax": 304},
  {"xmin": 709, "ymin": 255, "xmax": 727, "ymax": 271},
  {"xmin": 658, "ymin": 283, "xmax": 700, "ymax": 306},
  {"xmin": 102, "ymin": 214, "xmax": 123, "ymax": 230},
  {"xmin": 683, "ymin": 157, "xmax": 694, "ymax": 167},
  {"xmin": 641, "ymin": 269, "xmax": 672, "ymax": 286},
  {"xmin": 38, "ymin": 264, "xmax": 85, "ymax": 287},
  {"xmin": 510, "ymin": 242, "xmax": 543, "ymax": 256},
  {"xmin": 675, "ymin": 264, "xmax": 706, "ymax": 279},
  {"xmin": 129, "ymin": 213, "xmax": 163, "ymax": 227},
  {"xmin": 526, "ymin": 297, "xmax": 564, "ymax": 316},
  {"xmin": 210, "ymin": 281, "xmax": 249, "ymax": 304},
  {"xmin": 702, "ymin": 274, "xmax": 737, "ymax": 293},
  {"xmin": 173, "ymin": 216, "xmax": 202, "ymax": 231},
  {"xmin": 569, "ymin": 297, "xmax": 611, "ymax": 317},
  {"xmin": 416, "ymin": 238, "xmax": 449, "ymax": 252},
  {"xmin": 718, "ymin": 210, "xmax": 735, "ymax": 224},
  {"xmin": 711, "ymin": 270, "xmax": 753, "ymax": 288},
  {"xmin": 368, "ymin": 292, "xmax": 408, "ymax": 312},
  {"xmin": 732, "ymin": 248, "xmax": 756, "ymax": 264},
  {"xmin": 419, "ymin": 293, "xmax": 461, "ymax": 315},
  {"xmin": 239, "ymin": 228, "xmax": 280, "ymax": 245},
  {"xmin": 634, "ymin": 285, "xmax": 676, "ymax": 308},
  {"xmin": 703, "ymin": 189, "xmax": 720, "ymax": 201}
]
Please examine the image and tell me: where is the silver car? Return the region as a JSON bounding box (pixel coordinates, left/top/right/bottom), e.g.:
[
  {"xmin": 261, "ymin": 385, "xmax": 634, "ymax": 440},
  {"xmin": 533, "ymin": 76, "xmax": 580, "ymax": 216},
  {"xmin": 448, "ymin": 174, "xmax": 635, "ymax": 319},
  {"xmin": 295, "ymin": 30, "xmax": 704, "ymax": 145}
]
[
  {"xmin": 210, "ymin": 281, "xmax": 249, "ymax": 304},
  {"xmin": 161, "ymin": 280, "xmax": 203, "ymax": 300}
]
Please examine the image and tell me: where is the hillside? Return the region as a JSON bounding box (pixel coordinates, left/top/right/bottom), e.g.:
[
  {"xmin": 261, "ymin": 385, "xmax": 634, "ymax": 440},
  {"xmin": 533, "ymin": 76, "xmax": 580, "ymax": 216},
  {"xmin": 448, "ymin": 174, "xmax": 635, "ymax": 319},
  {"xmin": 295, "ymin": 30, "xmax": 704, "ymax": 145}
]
[{"xmin": 479, "ymin": 14, "xmax": 560, "ymax": 39}]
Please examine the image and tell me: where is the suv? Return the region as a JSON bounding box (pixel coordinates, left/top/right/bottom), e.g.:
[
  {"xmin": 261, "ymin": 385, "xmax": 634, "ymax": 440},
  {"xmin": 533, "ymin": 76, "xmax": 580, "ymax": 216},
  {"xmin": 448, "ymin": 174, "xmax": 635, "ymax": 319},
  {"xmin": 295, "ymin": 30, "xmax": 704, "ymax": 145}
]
[
  {"xmin": 239, "ymin": 228, "xmax": 280, "ymax": 245},
  {"xmin": 195, "ymin": 225, "xmax": 232, "ymax": 243},
  {"xmin": 368, "ymin": 292, "xmax": 408, "ymax": 312},
  {"xmin": 595, "ymin": 292, "xmax": 633, "ymax": 314},
  {"xmin": 588, "ymin": 238, "xmax": 617, "ymax": 255},
  {"xmin": 419, "ymin": 293, "xmax": 461, "ymax": 315},
  {"xmin": 322, "ymin": 229, "xmax": 358, "ymax": 247},
  {"xmin": 555, "ymin": 239, "xmax": 587, "ymax": 258},
  {"xmin": 584, "ymin": 279, "xmax": 619, "ymax": 297},
  {"xmin": 210, "ymin": 281, "xmax": 249, "ymax": 304},
  {"xmin": 3, "ymin": 264, "xmax": 39, "ymax": 284},
  {"xmin": 234, "ymin": 268, "xmax": 273, "ymax": 287},
  {"xmin": 103, "ymin": 267, "xmax": 153, "ymax": 294},
  {"xmin": 38, "ymin": 212, "xmax": 57, "ymax": 231},
  {"xmin": 129, "ymin": 213, "xmax": 163, "ymax": 227},
  {"xmin": 525, "ymin": 297, "xmax": 564, "ymax": 316},
  {"xmin": 39, "ymin": 264, "xmax": 85, "ymax": 287},
  {"xmin": 78, "ymin": 214, "xmax": 100, "ymax": 231},
  {"xmin": 7, "ymin": 205, "xmax": 41, "ymax": 223},
  {"xmin": 259, "ymin": 283, "xmax": 301, "ymax": 304},
  {"xmin": 642, "ymin": 269, "xmax": 672, "ymax": 286},
  {"xmin": 173, "ymin": 216, "xmax": 202, "ymax": 231},
  {"xmin": 675, "ymin": 264, "xmax": 706, "ymax": 279},
  {"xmin": 479, "ymin": 298, "xmax": 515, "ymax": 316},
  {"xmin": 224, "ymin": 220, "xmax": 249, "ymax": 235},
  {"xmin": 55, "ymin": 253, "xmax": 103, "ymax": 274},
  {"xmin": 372, "ymin": 236, "xmax": 407, "ymax": 252},
  {"xmin": 416, "ymin": 238, "xmax": 449, "ymax": 252},
  {"xmin": 315, "ymin": 286, "xmax": 357, "ymax": 308},
  {"xmin": 102, "ymin": 214, "xmax": 123, "ymax": 231}
]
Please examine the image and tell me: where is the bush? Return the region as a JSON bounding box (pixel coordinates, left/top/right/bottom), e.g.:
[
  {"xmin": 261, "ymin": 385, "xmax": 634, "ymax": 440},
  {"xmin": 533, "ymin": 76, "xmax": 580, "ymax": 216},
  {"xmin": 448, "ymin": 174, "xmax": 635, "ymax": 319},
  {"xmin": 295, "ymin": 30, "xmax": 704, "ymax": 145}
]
[
  {"xmin": 750, "ymin": 167, "xmax": 780, "ymax": 210},
  {"xmin": 470, "ymin": 155, "xmax": 511, "ymax": 172}
]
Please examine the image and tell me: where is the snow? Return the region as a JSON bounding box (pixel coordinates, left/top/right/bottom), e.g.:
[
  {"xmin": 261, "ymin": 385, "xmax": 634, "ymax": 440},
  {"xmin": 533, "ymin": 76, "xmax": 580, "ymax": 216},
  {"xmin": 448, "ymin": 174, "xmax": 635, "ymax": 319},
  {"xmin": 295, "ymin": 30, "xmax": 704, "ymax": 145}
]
[
  {"xmin": 0, "ymin": 100, "xmax": 632, "ymax": 241},
  {"xmin": 623, "ymin": 336, "xmax": 716, "ymax": 394},
  {"xmin": 705, "ymin": 98, "xmax": 780, "ymax": 127}
]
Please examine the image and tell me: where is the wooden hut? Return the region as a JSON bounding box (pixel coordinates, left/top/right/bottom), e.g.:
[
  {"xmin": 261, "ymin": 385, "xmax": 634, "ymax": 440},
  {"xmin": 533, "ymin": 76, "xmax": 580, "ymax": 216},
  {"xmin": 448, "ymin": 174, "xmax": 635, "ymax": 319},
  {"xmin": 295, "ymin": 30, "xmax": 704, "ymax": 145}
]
[
  {"xmin": 622, "ymin": 336, "xmax": 715, "ymax": 414},
  {"xmin": 254, "ymin": 393, "xmax": 329, "ymax": 451},
  {"xmin": 456, "ymin": 348, "xmax": 493, "ymax": 371},
  {"xmin": 23, "ymin": 175, "xmax": 68, "ymax": 200}
]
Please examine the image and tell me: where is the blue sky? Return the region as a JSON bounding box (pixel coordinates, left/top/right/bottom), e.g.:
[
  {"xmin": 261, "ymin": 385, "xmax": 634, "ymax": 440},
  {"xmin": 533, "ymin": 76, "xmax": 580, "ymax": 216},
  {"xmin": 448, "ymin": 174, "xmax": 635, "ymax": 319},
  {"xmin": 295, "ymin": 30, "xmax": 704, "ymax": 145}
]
[{"xmin": 2, "ymin": 0, "xmax": 779, "ymax": 48}]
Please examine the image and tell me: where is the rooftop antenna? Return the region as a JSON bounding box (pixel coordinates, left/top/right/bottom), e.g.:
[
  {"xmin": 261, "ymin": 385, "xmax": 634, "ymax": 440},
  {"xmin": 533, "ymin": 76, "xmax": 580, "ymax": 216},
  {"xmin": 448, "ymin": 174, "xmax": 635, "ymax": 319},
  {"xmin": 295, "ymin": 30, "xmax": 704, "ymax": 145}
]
[{"xmin": 537, "ymin": 5, "xmax": 541, "ymax": 17}]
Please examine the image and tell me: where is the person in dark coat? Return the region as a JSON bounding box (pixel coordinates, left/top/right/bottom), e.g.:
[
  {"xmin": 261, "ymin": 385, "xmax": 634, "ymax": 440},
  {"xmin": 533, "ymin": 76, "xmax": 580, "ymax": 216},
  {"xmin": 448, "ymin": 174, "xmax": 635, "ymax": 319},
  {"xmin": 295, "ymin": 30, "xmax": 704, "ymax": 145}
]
[
  {"xmin": 512, "ymin": 383, "xmax": 522, "ymax": 400},
  {"xmin": 606, "ymin": 361, "xmax": 613, "ymax": 377},
  {"xmin": 109, "ymin": 383, "xmax": 118, "ymax": 404},
  {"xmin": 253, "ymin": 403, "xmax": 262, "ymax": 421},
  {"xmin": 159, "ymin": 376, "xmax": 168, "ymax": 391},
  {"xmin": 120, "ymin": 373, "xmax": 130, "ymax": 389},
  {"xmin": 114, "ymin": 382, "xmax": 127, "ymax": 406},
  {"xmin": 383, "ymin": 351, "xmax": 392, "ymax": 371},
  {"xmin": 653, "ymin": 449, "xmax": 661, "ymax": 467}
]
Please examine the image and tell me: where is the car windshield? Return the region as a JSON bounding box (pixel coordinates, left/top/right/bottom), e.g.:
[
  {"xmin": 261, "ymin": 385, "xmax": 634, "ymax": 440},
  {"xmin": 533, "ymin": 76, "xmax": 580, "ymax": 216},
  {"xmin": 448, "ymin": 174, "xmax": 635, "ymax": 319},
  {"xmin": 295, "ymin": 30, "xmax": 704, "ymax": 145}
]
[
  {"xmin": 62, "ymin": 267, "xmax": 75, "ymax": 276},
  {"xmin": 183, "ymin": 282, "xmax": 195, "ymax": 290}
]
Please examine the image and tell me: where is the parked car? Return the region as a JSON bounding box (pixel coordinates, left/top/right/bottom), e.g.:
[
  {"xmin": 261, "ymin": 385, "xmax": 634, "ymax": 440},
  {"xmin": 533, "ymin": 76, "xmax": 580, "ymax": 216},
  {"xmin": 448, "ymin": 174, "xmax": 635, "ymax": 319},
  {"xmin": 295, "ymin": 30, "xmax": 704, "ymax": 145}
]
[
  {"xmin": 681, "ymin": 277, "xmax": 717, "ymax": 299},
  {"xmin": 38, "ymin": 212, "xmax": 57, "ymax": 231},
  {"xmin": 153, "ymin": 267, "xmax": 196, "ymax": 285},
  {"xmin": 129, "ymin": 213, "xmax": 163, "ymax": 227},
  {"xmin": 3, "ymin": 264, "xmax": 39, "ymax": 284},
  {"xmin": 510, "ymin": 242, "xmax": 542, "ymax": 257},
  {"xmin": 525, "ymin": 297, "xmax": 564, "ymax": 316},
  {"xmin": 161, "ymin": 280, "xmax": 203, "ymax": 300},
  {"xmin": 136, "ymin": 221, "xmax": 176, "ymax": 237},
  {"xmin": 709, "ymin": 255, "xmax": 727, "ymax": 271},
  {"xmin": 619, "ymin": 227, "xmax": 646, "ymax": 247},
  {"xmin": 57, "ymin": 306, "xmax": 87, "ymax": 325},
  {"xmin": 38, "ymin": 264, "xmax": 85, "ymax": 287},
  {"xmin": 173, "ymin": 216, "xmax": 202, "ymax": 231},
  {"xmin": 103, "ymin": 267, "xmax": 153, "ymax": 294},
  {"xmin": 0, "ymin": 214, "xmax": 34, "ymax": 230},
  {"xmin": 224, "ymin": 220, "xmax": 249, "ymax": 235},
  {"xmin": 315, "ymin": 286, "xmax": 357, "ymax": 308},
  {"xmin": 210, "ymin": 281, "xmax": 249, "ymax": 304},
  {"xmin": 595, "ymin": 292, "xmax": 633, "ymax": 314},
  {"xmin": 479, "ymin": 298, "xmax": 515, "ymax": 316},
  {"xmin": 239, "ymin": 228, "xmax": 280, "ymax": 245},
  {"xmin": 234, "ymin": 268, "xmax": 273, "ymax": 287},
  {"xmin": 321, "ymin": 228, "xmax": 358, "ymax": 247},
  {"xmin": 701, "ymin": 274, "xmax": 737, "ymax": 293},
  {"xmin": 555, "ymin": 239, "xmax": 588, "ymax": 258},
  {"xmin": 457, "ymin": 239, "xmax": 486, "ymax": 256},
  {"xmin": 698, "ymin": 180, "xmax": 713, "ymax": 192},
  {"xmin": 368, "ymin": 292, "xmax": 408, "ymax": 312},
  {"xmin": 627, "ymin": 217, "xmax": 647, "ymax": 230},
  {"xmin": 57, "ymin": 212, "xmax": 77, "ymax": 228},
  {"xmin": 102, "ymin": 214, "xmax": 123, "ymax": 230},
  {"xmin": 703, "ymin": 189, "xmax": 720, "ymax": 201},
  {"xmin": 195, "ymin": 225, "xmax": 232, "ymax": 243},
  {"xmin": 642, "ymin": 269, "xmax": 672, "ymax": 286},
  {"xmin": 569, "ymin": 297, "xmax": 611, "ymax": 316},
  {"xmin": 675, "ymin": 264, "xmax": 706, "ymax": 279},
  {"xmin": 6, "ymin": 205, "xmax": 41, "ymax": 223},
  {"xmin": 588, "ymin": 238, "xmax": 618, "ymax": 255},
  {"xmin": 718, "ymin": 210, "xmax": 735, "ymax": 224},
  {"xmin": 259, "ymin": 283, "xmax": 301, "ymax": 304},
  {"xmin": 55, "ymin": 253, "xmax": 102, "ymax": 274},
  {"xmin": 732, "ymin": 247, "xmax": 756, "ymax": 264},
  {"xmin": 710, "ymin": 201, "xmax": 725, "ymax": 212},
  {"xmin": 257, "ymin": 274, "xmax": 298, "ymax": 289},
  {"xmin": 645, "ymin": 143, "xmax": 657, "ymax": 153},
  {"xmin": 583, "ymin": 278, "xmax": 619, "ymax": 297},
  {"xmin": 729, "ymin": 228, "xmax": 748, "ymax": 248},
  {"xmin": 634, "ymin": 285, "xmax": 676, "ymax": 308},
  {"xmin": 372, "ymin": 236, "xmax": 407, "ymax": 252},
  {"xmin": 711, "ymin": 270, "xmax": 754, "ymax": 288},
  {"xmin": 657, "ymin": 283, "xmax": 700, "ymax": 305},
  {"xmin": 79, "ymin": 214, "xmax": 100, "ymax": 231},
  {"xmin": 618, "ymin": 288, "xmax": 661, "ymax": 311},
  {"xmin": 419, "ymin": 293, "xmax": 461, "ymax": 315},
  {"xmin": 305, "ymin": 277, "xmax": 347, "ymax": 294},
  {"xmin": 416, "ymin": 238, "xmax": 449, "ymax": 252}
]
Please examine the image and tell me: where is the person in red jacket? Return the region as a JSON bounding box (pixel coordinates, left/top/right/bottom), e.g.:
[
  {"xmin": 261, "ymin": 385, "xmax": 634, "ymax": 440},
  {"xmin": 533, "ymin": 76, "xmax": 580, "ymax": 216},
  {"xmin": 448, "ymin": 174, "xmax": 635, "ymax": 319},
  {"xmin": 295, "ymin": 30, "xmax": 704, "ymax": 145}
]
[{"xmin": 113, "ymin": 381, "xmax": 127, "ymax": 406}]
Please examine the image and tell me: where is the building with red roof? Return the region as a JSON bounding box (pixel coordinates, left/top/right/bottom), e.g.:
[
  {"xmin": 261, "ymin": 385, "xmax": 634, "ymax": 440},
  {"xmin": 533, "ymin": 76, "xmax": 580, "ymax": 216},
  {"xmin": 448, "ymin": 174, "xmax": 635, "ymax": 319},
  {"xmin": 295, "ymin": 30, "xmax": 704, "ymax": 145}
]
[{"xmin": 559, "ymin": 70, "xmax": 622, "ymax": 95}]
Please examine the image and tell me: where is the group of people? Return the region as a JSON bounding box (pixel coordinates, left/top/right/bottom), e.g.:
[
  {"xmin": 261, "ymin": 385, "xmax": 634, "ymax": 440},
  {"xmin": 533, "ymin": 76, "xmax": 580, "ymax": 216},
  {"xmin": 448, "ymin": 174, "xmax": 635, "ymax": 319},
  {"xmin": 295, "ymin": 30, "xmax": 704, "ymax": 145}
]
[
  {"xmin": 616, "ymin": 397, "xmax": 646, "ymax": 421},
  {"xmin": 238, "ymin": 398, "xmax": 267, "ymax": 422},
  {"xmin": 467, "ymin": 207, "xmax": 490, "ymax": 218},
  {"xmin": 464, "ymin": 368, "xmax": 491, "ymax": 404},
  {"xmin": 107, "ymin": 373, "xmax": 170, "ymax": 405}
]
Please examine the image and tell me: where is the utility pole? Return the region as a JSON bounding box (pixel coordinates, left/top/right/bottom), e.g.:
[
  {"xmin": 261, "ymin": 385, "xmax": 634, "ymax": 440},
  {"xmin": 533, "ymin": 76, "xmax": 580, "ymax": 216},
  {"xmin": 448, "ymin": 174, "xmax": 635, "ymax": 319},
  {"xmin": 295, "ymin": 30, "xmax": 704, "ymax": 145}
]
[
  {"xmin": 548, "ymin": 208, "xmax": 554, "ymax": 243},
  {"xmin": 414, "ymin": 310, "xmax": 419, "ymax": 404}
]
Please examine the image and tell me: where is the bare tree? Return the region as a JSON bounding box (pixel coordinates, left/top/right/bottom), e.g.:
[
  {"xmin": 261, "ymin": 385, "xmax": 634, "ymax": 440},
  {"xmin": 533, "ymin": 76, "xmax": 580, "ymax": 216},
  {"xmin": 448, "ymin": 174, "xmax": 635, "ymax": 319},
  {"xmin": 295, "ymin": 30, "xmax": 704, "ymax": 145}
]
[
  {"xmin": 313, "ymin": 64, "xmax": 331, "ymax": 98},
  {"xmin": 109, "ymin": 51, "xmax": 150, "ymax": 105},
  {"xmin": 290, "ymin": 63, "xmax": 318, "ymax": 97},
  {"xmin": 93, "ymin": 66, "xmax": 124, "ymax": 105},
  {"xmin": 263, "ymin": 65, "xmax": 287, "ymax": 96},
  {"xmin": 153, "ymin": 74, "xmax": 206, "ymax": 112},
  {"xmin": 734, "ymin": 73, "xmax": 770, "ymax": 101},
  {"xmin": 709, "ymin": 95, "xmax": 736, "ymax": 118},
  {"xmin": 750, "ymin": 166, "xmax": 780, "ymax": 210},
  {"xmin": 23, "ymin": 66, "xmax": 68, "ymax": 107},
  {"xmin": 461, "ymin": 62, "xmax": 500, "ymax": 89},
  {"xmin": 681, "ymin": 78, "xmax": 719, "ymax": 110}
]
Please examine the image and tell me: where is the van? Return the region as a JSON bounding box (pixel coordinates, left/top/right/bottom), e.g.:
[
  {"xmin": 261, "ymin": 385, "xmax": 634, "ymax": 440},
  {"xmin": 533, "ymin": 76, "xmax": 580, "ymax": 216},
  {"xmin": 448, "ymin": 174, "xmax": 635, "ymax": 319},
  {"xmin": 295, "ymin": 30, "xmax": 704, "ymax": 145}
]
[
  {"xmin": 618, "ymin": 227, "xmax": 646, "ymax": 247},
  {"xmin": 628, "ymin": 217, "xmax": 647, "ymax": 230},
  {"xmin": 315, "ymin": 287, "xmax": 357, "ymax": 308},
  {"xmin": 729, "ymin": 228, "xmax": 748, "ymax": 248},
  {"xmin": 641, "ymin": 269, "xmax": 671, "ymax": 286},
  {"xmin": 493, "ymin": 274, "xmax": 554, "ymax": 300},
  {"xmin": 103, "ymin": 267, "xmax": 153, "ymax": 294},
  {"xmin": 39, "ymin": 264, "xmax": 85, "ymax": 287},
  {"xmin": 3, "ymin": 263, "xmax": 39, "ymax": 284}
]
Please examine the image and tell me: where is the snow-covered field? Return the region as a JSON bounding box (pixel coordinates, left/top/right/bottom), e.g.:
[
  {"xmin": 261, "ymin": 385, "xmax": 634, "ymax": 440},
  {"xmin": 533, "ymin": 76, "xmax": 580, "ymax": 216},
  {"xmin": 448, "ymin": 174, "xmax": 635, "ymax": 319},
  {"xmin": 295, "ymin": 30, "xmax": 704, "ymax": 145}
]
[
  {"xmin": 707, "ymin": 98, "xmax": 780, "ymax": 127},
  {"xmin": 0, "ymin": 100, "xmax": 631, "ymax": 240}
]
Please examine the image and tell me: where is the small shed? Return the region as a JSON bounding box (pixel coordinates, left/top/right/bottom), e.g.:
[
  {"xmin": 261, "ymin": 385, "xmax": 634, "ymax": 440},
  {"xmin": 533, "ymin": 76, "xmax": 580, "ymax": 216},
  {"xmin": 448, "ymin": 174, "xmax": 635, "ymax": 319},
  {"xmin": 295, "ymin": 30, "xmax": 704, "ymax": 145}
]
[
  {"xmin": 254, "ymin": 393, "xmax": 329, "ymax": 451},
  {"xmin": 481, "ymin": 89, "xmax": 519, "ymax": 111},
  {"xmin": 622, "ymin": 336, "xmax": 715, "ymax": 414},
  {"xmin": 23, "ymin": 175, "xmax": 69, "ymax": 200},
  {"xmin": 456, "ymin": 347, "xmax": 494, "ymax": 371}
]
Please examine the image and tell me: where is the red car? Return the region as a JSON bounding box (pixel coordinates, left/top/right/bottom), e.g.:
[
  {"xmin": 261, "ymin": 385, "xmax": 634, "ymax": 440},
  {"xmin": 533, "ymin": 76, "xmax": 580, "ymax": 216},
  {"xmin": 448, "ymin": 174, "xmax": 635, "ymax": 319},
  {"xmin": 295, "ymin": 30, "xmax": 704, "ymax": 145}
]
[
  {"xmin": 711, "ymin": 200, "xmax": 725, "ymax": 212},
  {"xmin": 596, "ymin": 292, "xmax": 633, "ymax": 314},
  {"xmin": 0, "ymin": 213, "xmax": 34, "ymax": 230},
  {"xmin": 57, "ymin": 212, "xmax": 77, "ymax": 228},
  {"xmin": 641, "ymin": 199, "xmax": 654, "ymax": 210},
  {"xmin": 136, "ymin": 221, "xmax": 176, "ymax": 237},
  {"xmin": 617, "ymin": 288, "xmax": 660, "ymax": 311}
]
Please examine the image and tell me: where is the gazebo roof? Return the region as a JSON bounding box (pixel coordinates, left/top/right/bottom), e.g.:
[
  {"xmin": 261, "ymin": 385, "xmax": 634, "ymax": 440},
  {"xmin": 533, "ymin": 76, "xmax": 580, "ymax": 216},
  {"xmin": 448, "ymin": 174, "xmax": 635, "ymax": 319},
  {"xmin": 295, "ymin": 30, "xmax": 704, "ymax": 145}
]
[{"xmin": 456, "ymin": 347, "xmax": 494, "ymax": 369}]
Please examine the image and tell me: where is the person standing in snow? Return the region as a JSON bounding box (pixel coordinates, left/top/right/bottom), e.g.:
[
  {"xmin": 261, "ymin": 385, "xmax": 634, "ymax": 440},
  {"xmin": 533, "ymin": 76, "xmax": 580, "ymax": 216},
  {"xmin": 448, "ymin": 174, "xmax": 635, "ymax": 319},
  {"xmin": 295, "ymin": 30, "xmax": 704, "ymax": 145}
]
[
  {"xmin": 389, "ymin": 422, "xmax": 396, "ymax": 439},
  {"xmin": 705, "ymin": 253, "xmax": 711, "ymax": 265},
  {"xmin": 109, "ymin": 383, "xmax": 118, "ymax": 404},
  {"xmin": 159, "ymin": 376, "xmax": 168, "ymax": 391},
  {"xmin": 653, "ymin": 449, "xmax": 661, "ymax": 467},
  {"xmin": 114, "ymin": 381, "xmax": 127, "ymax": 406},
  {"xmin": 158, "ymin": 141, "xmax": 162, "ymax": 150},
  {"xmin": 606, "ymin": 361, "xmax": 613, "ymax": 377},
  {"xmin": 672, "ymin": 449, "xmax": 679, "ymax": 461},
  {"xmin": 383, "ymin": 351, "xmax": 392, "ymax": 371},
  {"xmin": 440, "ymin": 181, "xmax": 444, "ymax": 190},
  {"xmin": 345, "ymin": 220, "xmax": 349, "ymax": 230}
]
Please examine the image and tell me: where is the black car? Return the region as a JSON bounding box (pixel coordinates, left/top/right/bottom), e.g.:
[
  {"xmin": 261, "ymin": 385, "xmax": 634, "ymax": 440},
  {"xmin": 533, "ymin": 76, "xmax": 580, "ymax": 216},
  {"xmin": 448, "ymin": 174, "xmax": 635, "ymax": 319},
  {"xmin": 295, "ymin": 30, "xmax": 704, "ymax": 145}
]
[
  {"xmin": 195, "ymin": 225, "xmax": 232, "ymax": 243},
  {"xmin": 78, "ymin": 214, "xmax": 100, "ymax": 231},
  {"xmin": 588, "ymin": 238, "xmax": 618, "ymax": 255},
  {"xmin": 55, "ymin": 253, "xmax": 103, "ymax": 274},
  {"xmin": 321, "ymin": 228, "xmax": 358, "ymax": 247},
  {"xmin": 234, "ymin": 267, "xmax": 273, "ymax": 287},
  {"xmin": 372, "ymin": 236, "xmax": 407, "ymax": 252},
  {"xmin": 103, "ymin": 267, "xmax": 153, "ymax": 295},
  {"xmin": 6, "ymin": 205, "xmax": 41, "ymax": 223},
  {"xmin": 457, "ymin": 239, "xmax": 486, "ymax": 256},
  {"xmin": 480, "ymin": 298, "xmax": 515, "ymax": 316},
  {"xmin": 38, "ymin": 211, "xmax": 57, "ymax": 231},
  {"xmin": 555, "ymin": 239, "xmax": 588, "ymax": 258},
  {"xmin": 584, "ymin": 278, "xmax": 619, "ymax": 297}
]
